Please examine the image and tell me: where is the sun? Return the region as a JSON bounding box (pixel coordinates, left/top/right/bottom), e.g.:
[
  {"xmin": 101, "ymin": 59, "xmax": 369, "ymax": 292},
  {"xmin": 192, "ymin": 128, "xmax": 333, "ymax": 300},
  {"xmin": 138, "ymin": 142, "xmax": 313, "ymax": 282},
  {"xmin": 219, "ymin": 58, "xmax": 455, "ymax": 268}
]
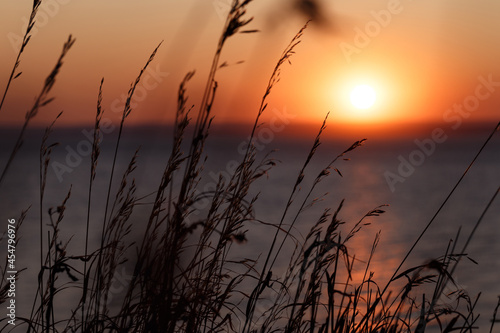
[{"xmin": 350, "ymin": 84, "xmax": 377, "ymax": 109}]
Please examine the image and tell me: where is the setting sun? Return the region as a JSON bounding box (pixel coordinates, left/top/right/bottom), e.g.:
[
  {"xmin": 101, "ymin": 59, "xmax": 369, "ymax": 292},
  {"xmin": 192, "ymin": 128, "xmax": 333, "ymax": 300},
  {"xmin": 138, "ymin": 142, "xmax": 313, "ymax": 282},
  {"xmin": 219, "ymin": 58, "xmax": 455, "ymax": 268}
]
[
  {"xmin": 1, "ymin": 2, "xmax": 500, "ymax": 331},
  {"xmin": 350, "ymin": 84, "xmax": 377, "ymax": 109}
]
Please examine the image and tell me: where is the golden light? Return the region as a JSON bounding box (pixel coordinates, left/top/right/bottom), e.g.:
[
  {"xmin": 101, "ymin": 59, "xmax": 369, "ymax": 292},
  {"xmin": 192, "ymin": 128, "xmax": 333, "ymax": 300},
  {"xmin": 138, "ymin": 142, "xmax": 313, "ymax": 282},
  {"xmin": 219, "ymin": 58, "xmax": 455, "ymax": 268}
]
[
  {"xmin": 350, "ymin": 84, "xmax": 377, "ymax": 109},
  {"xmin": 317, "ymin": 65, "xmax": 405, "ymax": 125}
]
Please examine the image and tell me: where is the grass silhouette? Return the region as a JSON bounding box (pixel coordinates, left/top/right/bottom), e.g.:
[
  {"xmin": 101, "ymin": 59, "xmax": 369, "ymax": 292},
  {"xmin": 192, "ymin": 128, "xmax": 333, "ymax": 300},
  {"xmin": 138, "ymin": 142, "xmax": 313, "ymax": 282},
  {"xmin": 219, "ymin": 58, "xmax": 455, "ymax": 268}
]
[{"xmin": 1, "ymin": 0, "xmax": 499, "ymax": 332}]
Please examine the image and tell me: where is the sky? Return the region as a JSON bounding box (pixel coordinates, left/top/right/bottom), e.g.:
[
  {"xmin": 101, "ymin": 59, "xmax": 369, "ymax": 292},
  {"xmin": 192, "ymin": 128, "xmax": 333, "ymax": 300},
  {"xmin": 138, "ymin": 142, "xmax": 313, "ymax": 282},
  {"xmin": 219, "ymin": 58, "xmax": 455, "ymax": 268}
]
[
  {"xmin": 1, "ymin": 2, "xmax": 499, "ymax": 328},
  {"xmin": 0, "ymin": 0, "xmax": 499, "ymax": 134}
]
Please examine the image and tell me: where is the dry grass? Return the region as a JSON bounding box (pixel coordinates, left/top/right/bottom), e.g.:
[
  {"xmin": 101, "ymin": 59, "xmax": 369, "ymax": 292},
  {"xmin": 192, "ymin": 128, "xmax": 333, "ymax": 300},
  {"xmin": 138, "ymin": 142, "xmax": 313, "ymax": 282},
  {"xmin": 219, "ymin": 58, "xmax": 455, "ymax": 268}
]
[
  {"xmin": 0, "ymin": 35, "xmax": 75, "ymax": 185},
  {"xmin": 1, "ymin": 1, "xmax": 499, "ymax": 332}
]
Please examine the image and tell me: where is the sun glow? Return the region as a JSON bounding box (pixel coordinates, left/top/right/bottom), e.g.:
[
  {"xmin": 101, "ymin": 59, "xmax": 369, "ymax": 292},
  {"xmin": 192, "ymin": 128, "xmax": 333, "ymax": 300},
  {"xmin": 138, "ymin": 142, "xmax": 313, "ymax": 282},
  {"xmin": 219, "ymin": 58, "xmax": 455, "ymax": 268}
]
[
  {"xmin": 318, "ymin": 67, "xmax": 406, "ymax": 125},
  {"xmin": 350, "ymin": 84, "xmax": 377, "ymax": 109}
]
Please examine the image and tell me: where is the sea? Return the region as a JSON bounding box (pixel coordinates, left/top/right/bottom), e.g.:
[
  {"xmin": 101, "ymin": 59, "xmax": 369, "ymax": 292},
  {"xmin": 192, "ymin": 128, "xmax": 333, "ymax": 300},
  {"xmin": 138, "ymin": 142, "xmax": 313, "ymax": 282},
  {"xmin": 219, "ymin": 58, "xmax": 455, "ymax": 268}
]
[{"xmin": 0, "ymin": 121, "xmax": 499, "ymax": 331}]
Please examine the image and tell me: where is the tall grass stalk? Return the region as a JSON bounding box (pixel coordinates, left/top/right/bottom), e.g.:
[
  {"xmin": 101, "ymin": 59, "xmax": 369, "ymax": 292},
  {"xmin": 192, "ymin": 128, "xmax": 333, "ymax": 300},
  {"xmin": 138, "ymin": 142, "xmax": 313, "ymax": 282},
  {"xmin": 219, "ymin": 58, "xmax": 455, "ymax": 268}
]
[
  {"xmin": 92, "ymin": 42, "xmax": 162, "ymax": 326},
  {"xmin": 0, "ymin": 1, "xmax": 42, "ymax": 113},
  {"xmin": 32, "ymin": 111, "xmax": 62, "ymax": 333},
  {"xmin": 2, "ymin": 2, "xmax": 499, "ymax": 332},
  {"xmin": 491, "ymin": 297, "xmax": 500, "ymax": 333},
  {"xmin": 356, "ymin": 121, "xmax": 500, "ymax": 331},
  {"xmin": 81, "ymin": 78, "xmax": 104, "ymax": 331},
  {"xmin": 0, "ymin": 35, "xmax": 75, "ymax": 185}
]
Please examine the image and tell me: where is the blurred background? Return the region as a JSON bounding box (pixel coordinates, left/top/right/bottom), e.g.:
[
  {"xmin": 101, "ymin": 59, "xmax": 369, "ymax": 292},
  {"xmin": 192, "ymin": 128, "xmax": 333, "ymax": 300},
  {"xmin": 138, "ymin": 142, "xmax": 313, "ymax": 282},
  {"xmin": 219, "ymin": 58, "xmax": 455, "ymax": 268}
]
[{"xmin": 1, "ymin": 0, "xmax": 499, "ymax": 330}]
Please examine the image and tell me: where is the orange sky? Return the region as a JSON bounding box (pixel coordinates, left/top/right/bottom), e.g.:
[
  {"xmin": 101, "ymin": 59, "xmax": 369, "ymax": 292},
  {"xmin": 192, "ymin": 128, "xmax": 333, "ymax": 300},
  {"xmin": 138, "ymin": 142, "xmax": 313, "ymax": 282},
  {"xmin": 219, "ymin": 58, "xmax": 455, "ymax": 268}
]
[{"xmin": 1, "ymin": 0, "xmax": 499, "ymax": 133}]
